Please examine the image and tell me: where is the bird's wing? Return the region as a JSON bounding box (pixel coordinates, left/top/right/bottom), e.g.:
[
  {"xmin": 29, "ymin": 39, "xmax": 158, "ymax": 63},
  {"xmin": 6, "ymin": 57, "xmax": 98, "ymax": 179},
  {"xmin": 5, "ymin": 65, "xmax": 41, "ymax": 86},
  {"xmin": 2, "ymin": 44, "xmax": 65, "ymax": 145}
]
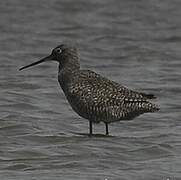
[
  {"xmin": 69, "ymin": 70, "xmax": 124, "ymax": 104},
  {"xmin": 79, "ymin": 70, "xmax": 153, "ymax": 101},
  {"xmin": 69, "ymin": 70, "xmax": 150, "ymax": 105}
]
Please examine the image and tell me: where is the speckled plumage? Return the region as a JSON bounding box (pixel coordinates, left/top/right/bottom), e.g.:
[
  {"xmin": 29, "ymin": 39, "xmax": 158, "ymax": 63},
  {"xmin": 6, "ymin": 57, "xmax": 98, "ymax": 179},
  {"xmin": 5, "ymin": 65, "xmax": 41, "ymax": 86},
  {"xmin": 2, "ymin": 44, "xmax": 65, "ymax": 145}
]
[{"xmin": 20, "ymin": 44, "xmax": 159, "ymax": 135}]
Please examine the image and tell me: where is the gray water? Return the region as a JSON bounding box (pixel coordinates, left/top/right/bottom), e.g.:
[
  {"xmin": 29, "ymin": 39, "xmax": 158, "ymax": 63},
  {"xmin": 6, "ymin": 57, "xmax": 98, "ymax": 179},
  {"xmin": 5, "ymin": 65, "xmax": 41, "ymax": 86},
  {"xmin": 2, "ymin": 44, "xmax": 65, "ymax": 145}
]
[{"xmin": 0, "ymin": 0, "xmax": 181, "ymax": 179}]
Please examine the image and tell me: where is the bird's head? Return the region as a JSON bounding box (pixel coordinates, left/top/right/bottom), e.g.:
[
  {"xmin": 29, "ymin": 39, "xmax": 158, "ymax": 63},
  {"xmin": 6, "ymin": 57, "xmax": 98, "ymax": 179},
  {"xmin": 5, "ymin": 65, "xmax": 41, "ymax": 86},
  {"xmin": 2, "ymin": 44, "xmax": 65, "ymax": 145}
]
[{"xmin": 19, "ymin": 44, "xmax": 80, "ymax": 71}]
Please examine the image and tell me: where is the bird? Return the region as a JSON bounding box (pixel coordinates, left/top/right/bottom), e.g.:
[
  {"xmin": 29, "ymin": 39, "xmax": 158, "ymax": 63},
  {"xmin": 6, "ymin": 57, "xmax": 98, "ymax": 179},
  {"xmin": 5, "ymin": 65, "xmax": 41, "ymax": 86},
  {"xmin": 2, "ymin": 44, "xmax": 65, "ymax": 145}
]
[{"xmin": 19, "ymin": 44, "xmax": 159, "ymax": 136}]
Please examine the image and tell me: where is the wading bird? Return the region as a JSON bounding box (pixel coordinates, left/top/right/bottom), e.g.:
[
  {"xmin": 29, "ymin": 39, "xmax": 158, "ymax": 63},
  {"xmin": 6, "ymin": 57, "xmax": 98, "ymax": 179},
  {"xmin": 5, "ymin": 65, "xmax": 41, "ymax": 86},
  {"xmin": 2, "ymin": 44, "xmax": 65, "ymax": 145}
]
[{"xmin": 19, "ymin": 44, "xmax": 159, "ymax": 135}]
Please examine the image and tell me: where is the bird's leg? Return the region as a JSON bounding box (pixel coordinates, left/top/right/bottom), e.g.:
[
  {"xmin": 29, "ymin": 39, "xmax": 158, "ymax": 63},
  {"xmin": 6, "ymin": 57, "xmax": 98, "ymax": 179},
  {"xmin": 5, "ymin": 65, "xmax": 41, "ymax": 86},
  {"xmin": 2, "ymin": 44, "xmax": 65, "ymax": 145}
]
[
  {"xmin": 105, "ymin": 122, "xmax": 109, "ymax": 135},
  {"xmin": 89, "ymin": 121, "xmax": 93, "ymax": 135}
]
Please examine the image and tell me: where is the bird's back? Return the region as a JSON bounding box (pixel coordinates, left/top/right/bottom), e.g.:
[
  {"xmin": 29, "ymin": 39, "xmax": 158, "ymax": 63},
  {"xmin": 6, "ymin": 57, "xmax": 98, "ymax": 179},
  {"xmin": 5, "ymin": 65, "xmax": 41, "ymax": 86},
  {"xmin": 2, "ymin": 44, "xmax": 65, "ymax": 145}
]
[{"xmin": 59, "ymin": 69, "xmax": 159, "ymax": 123}]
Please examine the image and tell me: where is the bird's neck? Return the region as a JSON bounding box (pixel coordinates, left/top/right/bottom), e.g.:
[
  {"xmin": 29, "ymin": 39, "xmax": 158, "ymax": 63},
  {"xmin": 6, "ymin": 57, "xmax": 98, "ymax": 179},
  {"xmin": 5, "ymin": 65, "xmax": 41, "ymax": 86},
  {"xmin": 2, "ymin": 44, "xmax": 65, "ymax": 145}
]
[
  {"xmin": 58, "ymin": 63, "xmax": 80, "ymax": 91},
  {"xmin": 58, "ymin": 62, "xmax": 80, "ymax": 74}
]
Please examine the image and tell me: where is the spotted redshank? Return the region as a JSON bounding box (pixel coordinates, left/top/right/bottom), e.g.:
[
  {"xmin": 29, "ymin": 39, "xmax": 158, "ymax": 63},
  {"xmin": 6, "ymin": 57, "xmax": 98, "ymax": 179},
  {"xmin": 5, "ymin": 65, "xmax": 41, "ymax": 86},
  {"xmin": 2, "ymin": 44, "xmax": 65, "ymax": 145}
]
[{"xmin": 19, "ymin": 44, "xmax": 159, "ymax": 135}]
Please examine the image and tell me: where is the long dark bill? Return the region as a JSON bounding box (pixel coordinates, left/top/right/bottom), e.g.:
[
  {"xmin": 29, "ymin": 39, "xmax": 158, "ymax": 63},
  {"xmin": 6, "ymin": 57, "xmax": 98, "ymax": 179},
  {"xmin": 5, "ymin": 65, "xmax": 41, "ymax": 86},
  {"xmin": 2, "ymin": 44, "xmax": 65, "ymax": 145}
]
[{"xmin": 19, "ymin": 55, "xmax": 53, "ymax": 71}]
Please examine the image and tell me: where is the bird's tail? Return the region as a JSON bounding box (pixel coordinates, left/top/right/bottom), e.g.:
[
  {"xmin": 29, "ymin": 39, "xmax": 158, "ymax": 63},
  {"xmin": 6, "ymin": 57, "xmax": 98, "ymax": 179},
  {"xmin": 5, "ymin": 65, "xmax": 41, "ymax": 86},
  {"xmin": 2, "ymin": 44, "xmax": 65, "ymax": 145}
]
[{"xmin": 142, "ymin": 101, "xmax": 160, "ymax": 112}]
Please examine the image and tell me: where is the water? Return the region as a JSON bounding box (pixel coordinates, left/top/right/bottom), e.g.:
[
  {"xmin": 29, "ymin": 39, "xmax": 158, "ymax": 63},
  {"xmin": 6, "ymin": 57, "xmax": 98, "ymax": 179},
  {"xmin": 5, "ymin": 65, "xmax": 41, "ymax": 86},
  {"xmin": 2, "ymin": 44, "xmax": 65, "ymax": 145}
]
[{"xmin": 0, "ymin": 0, "xmax": 181, "ymax": 179}]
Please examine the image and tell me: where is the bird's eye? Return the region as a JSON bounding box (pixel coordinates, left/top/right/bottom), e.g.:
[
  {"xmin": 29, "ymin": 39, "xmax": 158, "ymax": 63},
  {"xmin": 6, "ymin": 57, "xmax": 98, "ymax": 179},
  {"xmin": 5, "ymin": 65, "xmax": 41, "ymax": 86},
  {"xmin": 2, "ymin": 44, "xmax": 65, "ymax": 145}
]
[{"xmin": 56, "ymin": 48, "xmax": 62, "ymax": 53}]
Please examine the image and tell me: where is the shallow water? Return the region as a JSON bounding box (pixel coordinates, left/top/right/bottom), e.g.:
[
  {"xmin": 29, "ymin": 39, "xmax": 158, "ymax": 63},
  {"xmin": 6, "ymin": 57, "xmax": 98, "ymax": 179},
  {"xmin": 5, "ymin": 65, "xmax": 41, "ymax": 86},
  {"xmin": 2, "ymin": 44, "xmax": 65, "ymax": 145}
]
[{"xmin": 0, "ymin": 0, "xmax": 181, "ymax": 179}]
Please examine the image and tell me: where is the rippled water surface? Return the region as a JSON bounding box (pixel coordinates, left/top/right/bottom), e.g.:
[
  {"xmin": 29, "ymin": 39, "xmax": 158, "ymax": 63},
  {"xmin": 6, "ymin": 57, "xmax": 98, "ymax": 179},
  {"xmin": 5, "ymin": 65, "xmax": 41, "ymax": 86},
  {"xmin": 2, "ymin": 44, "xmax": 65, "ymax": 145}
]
[{"xmin": 0, "ymin": 0, "xmax": 181, "ymax": 179}]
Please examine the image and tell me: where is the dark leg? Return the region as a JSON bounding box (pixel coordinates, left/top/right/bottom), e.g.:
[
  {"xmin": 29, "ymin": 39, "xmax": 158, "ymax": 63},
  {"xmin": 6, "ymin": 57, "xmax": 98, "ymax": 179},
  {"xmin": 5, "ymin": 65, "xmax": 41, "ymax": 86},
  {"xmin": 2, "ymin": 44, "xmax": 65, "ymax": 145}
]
[
  {"xmin": 105, "ymin": 122, "xmax": 109, "ymax": 135},
  {"xmin": 89, "ymin": 121, "xmax": 93, "ymax": 135}
]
